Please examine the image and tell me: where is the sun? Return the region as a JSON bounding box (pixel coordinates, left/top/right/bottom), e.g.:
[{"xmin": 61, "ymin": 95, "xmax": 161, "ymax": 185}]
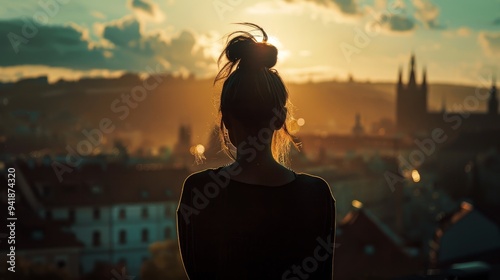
[
  {"xmin": 265, "ymin": 36, "xmax": 290, "ymax": 62},
  {"xmin": 266, "ymin": 36, "xmax": 282, "ymax": 47}
]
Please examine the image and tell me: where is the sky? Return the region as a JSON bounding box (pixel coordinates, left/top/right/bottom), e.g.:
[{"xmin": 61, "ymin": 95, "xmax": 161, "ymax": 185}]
[{"xmin": 0, "ymin": 0, "xmax": 499, "ymax": 85}]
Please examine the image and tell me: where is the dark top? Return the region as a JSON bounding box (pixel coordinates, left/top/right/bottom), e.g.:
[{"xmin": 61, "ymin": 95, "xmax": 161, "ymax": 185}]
[{"xmin": 176, "ymin": 167, "xmax": 336, "ymax": 280}]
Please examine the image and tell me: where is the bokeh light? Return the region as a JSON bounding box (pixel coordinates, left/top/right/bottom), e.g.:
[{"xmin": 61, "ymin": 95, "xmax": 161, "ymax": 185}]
[{"xmin": 297, "ymin": 118, "xmax": 305, "ymax": 126}]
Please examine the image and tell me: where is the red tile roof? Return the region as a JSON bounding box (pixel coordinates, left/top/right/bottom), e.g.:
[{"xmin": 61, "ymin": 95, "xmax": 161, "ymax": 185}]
[
  {"xmin": 15, "ymin": 160, "xmax": 190, "ymax": 207},
  {"xmin": 334, "ymin": 202, "xmax": 421, "ymax": 279}
]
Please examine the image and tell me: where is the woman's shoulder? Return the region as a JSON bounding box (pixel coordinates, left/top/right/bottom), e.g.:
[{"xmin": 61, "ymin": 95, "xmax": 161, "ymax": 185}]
[
  {"xmin": 183, "ymin": 167, "xmax": 222, "ymax": 185},
  {"xmin": 296, "ymin": 172, "xmax": 329, "ymax": 185},
  {"xmin": 296, "ymin": 172, "xmax": 335, "ymax": 201},
  {"xmin": 182, "ymin": 166, "xmax": 233, "ymax": 190}
]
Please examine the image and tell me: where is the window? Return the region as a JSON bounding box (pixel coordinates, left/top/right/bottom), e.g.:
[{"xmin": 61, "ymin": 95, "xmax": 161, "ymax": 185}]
[
  {"xmin": 119, "ymin": 230, "xmax": 127, "ymax": 244},
  {"xmin": 68, "ymin": 208, "xmax": 75, "ymax": 221},
  {"xmin": 165, "ymin": 189, "xmax": 172, "ymax": 197},
  {"xmin": 119, "ymin": 209, "xmax": 126, "ymax": 220},
  {"xmin": 32, "ymin": 230, "xmax": 44, "ymax": 241},
  {"xmin": 92, "ymin": 231, "xmax": 101, "ymax": 247},
  {"xmin": 91, "ymin": 184, "xmax": 102, "ymax": 195},
  {"xmin": 141, "ymin": 207, "xmax": 149, "ymax": 219},
  {"xmin": 31, "ymin": 256, "xmax": 45, "ymax": 264},
  {"xmin": 118, "ymin": 258, "xmax": 127, "ymax": 268},
  {"xmin": 164, "ymin": 227, "xmax": 172, "ymax": 239},
  {"xmin": 141, "ymin": 229, "xmax": 149, "ymax": 243},
  {"xmin": 55, "ymin": 256, "xmax": 68, "ymax": 269},
  {"xmin": 42, "ymin": 185, "xmax": 51, "ymax": 197},
  {"xmin": 364, "ymin": 245, "xmax": 375, "ymax": 255},
  {"xmin": 57, "ymin": 260, "xmax": 66, "ymax": 268},
  {"xmin": 165, "ymin": 205, "xmax": 172, "ymax": 217},
  {"xmin": 93, "ymin": 208, "xmax": 100, "ymax": 220}
]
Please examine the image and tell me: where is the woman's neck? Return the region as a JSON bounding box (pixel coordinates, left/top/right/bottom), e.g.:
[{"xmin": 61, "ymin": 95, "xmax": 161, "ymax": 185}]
[{"xmin": 235, "ymin": 143, "xmax": 278, "ymax": 168}]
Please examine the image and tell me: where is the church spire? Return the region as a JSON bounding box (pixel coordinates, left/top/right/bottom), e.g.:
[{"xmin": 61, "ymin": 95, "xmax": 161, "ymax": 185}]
[
  {"xmin": 397, "ymin": 66, "xmax": 403, "ymax": 89},
  {"xmin": 421, "ymin": 66, "xmax": 427, "ymax": 92},
  {"xmin": 352, "ymin": 113, "xmax": 365, "ymax": 136},
  {"xmin": 441, "ymin": 95, "xmax": 446, "ymax": 113},
  {"xmin": 488, "ymin": 74, "xmax": 498, "ymax": 115},
  {"xmin": 408, "ymin": 53, "xmax": 417, "ymax": 88}
]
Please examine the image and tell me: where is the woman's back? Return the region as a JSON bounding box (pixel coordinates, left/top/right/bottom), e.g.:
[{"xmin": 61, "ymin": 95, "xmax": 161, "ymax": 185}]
[
  {"xmin": 177, "ymin": 167, "xmax": 336, "ymax": 280},
  {"xmin": 177, "ymin": 23, "xmax": 336, "ymax": 279}
]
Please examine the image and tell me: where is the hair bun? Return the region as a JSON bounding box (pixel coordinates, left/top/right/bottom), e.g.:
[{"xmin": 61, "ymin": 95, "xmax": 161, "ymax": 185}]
[
  {"xmin": 215, "ymin": 24, "xmax": 279, "ymax": 83},
  {"xmin": 251, "ymin": 42, "xmax": 278, "ymax": 68},
  {"xmin": 226, "ymin": 37, "xmax": 278, "ymax": 70}
]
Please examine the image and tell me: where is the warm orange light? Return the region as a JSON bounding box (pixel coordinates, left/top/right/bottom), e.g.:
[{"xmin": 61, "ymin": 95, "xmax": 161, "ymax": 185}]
[
  {"xmin": 460, "ymin": 201, "xmax": 473, "ymax": 211},
  {"xmin": 195, "ymin": 144, "xmax": 205, "ymax": 154},
  {"xmin": 266, "ymin": 36, "xmax": 290, "ymax": 61},
  {"xmin": 411, "ymin": 170, "xmax": 421, "ymax": 183},
  {"xmin": 352, "ymin": 200, "xmax": 363, "ymax": 208},
  {"xmin": 297, "ymin": 118, "xmax": 305, "ymax": 126}
]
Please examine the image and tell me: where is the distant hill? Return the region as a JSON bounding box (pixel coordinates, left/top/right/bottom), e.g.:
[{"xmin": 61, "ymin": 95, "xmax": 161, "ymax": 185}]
[{"xmin": 1, "ymin": 76, "xmax": 488, "ymax": 150}]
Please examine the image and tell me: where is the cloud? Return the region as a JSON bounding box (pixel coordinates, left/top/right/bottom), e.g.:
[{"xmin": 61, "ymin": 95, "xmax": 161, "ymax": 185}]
[
  {"xmin": 332, "ymin": 0, "xmax": 359, "ymax": 15},
  {"xmin": 478, "ymin": 32, "xmax": 500, "ymax": 57},
  {"xmin": 412, "ymin": 0, "xmax": 442, "ymax": 29},
  {"xmin": 365, "ymin": 0, "xmax": 415, "ymax": 34},
  {"xmin": 91, "ymin": 11, "xmax": 106, "ymax": 20},
  {"xmin": 1, "ymin": 19, "xmax": 107, "ymax": 69},
  {"xmin": 102, "ymin": 16, "xmax": 142, "ymax": 47},
  {"xmin": 130, "ymin": 0, "xmax": 155, "ymax": 15},
  {"xmin": 0, "ymin": 65, "xmax": 125, "ymax": 83},
  {"xmin": 364, "ymin": 0, "xmax": 440, "ymax": 33},
  {"xmin": 285, "ymin": 0, "xmax": 361, "ymax": 15},
  {"xmin": 0, "ymin": 17, "xmax": 213, "ymax": 76},
  {"xmin": 442, "ymin": 27, "xmax": 470, "ymax": 38},
  {"xmin": 128, "ymin": 0, "xmax": 164, "ymax": 22},
  {"xmin": 246, "ymin": 0, "xmax": 361, "ymax": 24},
  {"xmin": 280, "ymin": 65, "xmax": 344, "ymax": 83},
  {"xmin": 456, "ymin": 27, "xmax": 471, "ymax": 37},
  {"xmin": 379, "ymin": 14, "xmax": 416, "ymax": 33}
]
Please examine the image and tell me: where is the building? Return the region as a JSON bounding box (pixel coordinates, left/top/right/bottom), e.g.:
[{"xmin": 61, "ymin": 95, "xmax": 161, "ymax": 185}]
[
  {"xmin": 334, "ymin": 200, "xmax": 420, "ymax": 279},
  {"xmin": 396, "ymin": 54, "xmax": 500, "ymax": 135},
  {"xmin": 12, "ymin": 159, "xmax": 190, "ymax": 277},
  {"xmin": 0, "ymin": 195, "xmax": 84, "ymax": 278},
  {"xmin": 351, "ymin": 113, "xmax": 365, "ymax": 136},
  {"xmin": 429, "ymin": 201, "xmax": 500, "ymax": 277},
  {"xmin": 172, "ymin": 124, "xmax": 193, "ymax": 167}
]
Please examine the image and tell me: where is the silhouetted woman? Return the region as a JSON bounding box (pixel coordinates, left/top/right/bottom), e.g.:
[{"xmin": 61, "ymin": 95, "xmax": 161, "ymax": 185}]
[{"xmin": 177, "ymin": 23, "xmax": 335, "ymax": 280}]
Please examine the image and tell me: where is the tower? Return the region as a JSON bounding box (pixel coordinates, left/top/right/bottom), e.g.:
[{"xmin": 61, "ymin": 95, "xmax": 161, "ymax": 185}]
[
  {"xmin": 396, "ymin": 54, "xmax": 428, "ymax": 134},
  {"xmin": 408, "ymin": 53, "xmax": 417, "ymax": 89},
  {"xmin": 488, "ymin": 75, "xmax": 498, "ymax": 115},
  {"xmin": 173, "ymin": 124, "xmax": 192, "ymax": 167},
  {"xmin": 421, "ymin": 67, "xmax": 427, "ymax": 93},
  {"xmin": 352, "ymin": 113, "xmax": 365, "ymax": 136},
  {"xmin": 397, "ymin": 66, "xmax": 403, "ymax": 91},
  {"xmin": 440, "ymin": 96, "xmax": 446, "ymax": 114}
]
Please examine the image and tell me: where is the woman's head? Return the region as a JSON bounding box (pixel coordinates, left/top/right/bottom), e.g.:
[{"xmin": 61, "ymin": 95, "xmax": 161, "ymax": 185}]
[{"xmin": 215, "ymin": 23, "xmax": 297, "ymax": 165}]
